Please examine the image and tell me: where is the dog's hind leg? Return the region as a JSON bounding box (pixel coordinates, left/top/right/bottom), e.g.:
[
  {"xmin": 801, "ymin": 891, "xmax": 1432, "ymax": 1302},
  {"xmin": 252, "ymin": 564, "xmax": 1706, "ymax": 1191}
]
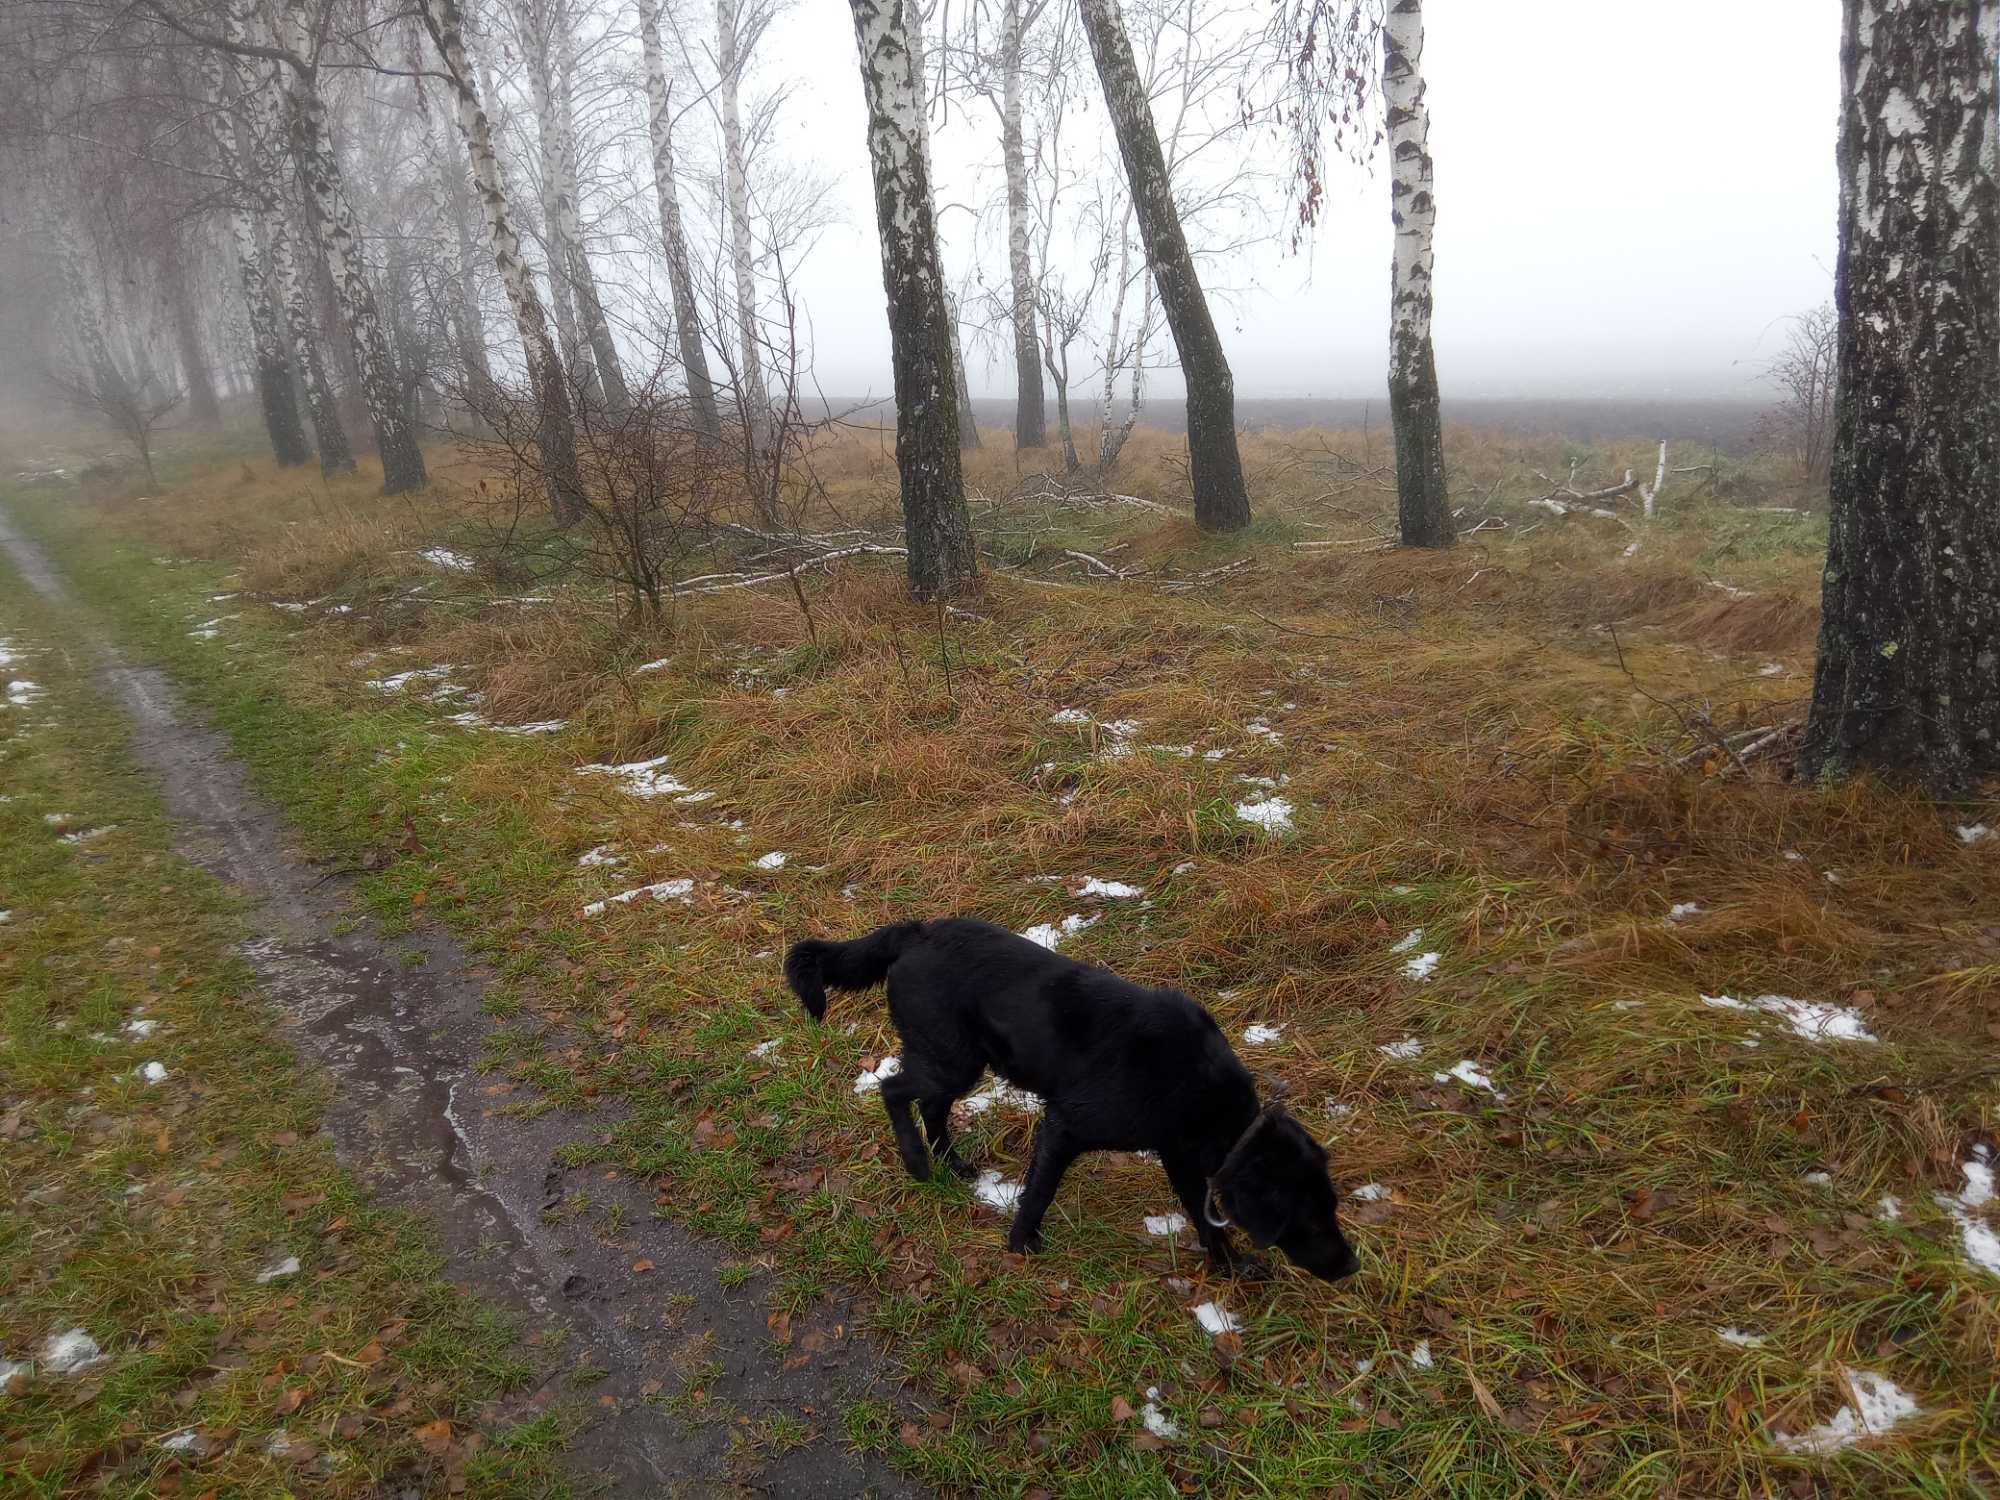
[
  {"xmin": 1007, "ymin": 1118, "xmax": 1083, "ymax": 1255},
  {"xmin": 878, "ymin": 1073, "xmax": 935, "ymax": 1181}
]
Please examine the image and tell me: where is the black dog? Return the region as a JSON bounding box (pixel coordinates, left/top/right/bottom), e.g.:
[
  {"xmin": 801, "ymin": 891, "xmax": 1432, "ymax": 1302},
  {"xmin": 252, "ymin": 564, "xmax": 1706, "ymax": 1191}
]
[{"xmin": 784, "ymin": 917, "xmax": 1359, "ymax": 1282}]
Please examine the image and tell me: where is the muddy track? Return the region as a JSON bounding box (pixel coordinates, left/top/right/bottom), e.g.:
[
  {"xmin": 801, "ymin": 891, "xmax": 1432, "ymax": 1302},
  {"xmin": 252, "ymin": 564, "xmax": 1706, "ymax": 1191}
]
[{"xmin": 0, "ymin": 510, "xmax": 923, "ymax": 1500}]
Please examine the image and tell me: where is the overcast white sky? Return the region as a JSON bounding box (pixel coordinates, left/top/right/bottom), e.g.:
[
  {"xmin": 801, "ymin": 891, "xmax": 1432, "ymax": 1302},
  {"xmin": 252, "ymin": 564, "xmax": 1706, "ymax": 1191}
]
[{"xmin": 749, "ymin": 0, "xmax": 1838, "ymax": 401}]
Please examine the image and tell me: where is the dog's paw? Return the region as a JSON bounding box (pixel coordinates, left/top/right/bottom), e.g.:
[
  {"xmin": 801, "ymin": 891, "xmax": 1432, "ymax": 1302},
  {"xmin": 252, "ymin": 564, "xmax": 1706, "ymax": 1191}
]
[
  {"xmin": 936, "ymin": 1153, "xmax": 976, "ymax": 1182},
  {"xmin": 1006, "ymin": 1226, "xmax": 1044, "ymax": 1255}
]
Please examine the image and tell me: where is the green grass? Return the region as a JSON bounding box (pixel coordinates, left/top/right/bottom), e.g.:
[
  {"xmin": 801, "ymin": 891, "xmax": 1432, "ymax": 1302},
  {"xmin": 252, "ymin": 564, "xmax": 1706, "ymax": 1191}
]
[
  {"xmin": 6, "ymin": 433, "xmax": 1998, "ymax": 1499},
  {"xmin": 0, "ymin": 545, "xmax": 575, "ymax": 1499}
]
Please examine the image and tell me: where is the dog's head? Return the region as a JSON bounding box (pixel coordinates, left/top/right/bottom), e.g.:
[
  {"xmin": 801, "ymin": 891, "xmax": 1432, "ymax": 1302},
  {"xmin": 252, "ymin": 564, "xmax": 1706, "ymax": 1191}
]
[{"xmin": 1211, "ymin": 1106, "xmax": 1360, "ymax": 1283}]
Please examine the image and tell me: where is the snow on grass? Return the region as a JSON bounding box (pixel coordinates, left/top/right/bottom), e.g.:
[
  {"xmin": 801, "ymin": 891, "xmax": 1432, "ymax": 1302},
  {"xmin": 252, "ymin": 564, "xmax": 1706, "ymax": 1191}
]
[
  {"xmin": 1242, "ymin": 1023, "xmax": 1285, "ymax": 1046},
  {"xmin": 973, "ymin": 1171, "xmax": 1024, "ymax": 1211},
  {"xmin": 577, "ymin": 845, "xmax": 625, "ymax": 867},
  {"xmin": 123, "ymin": 1018, "xmax": 158, "ymax": 1039},
  {"xmin": 1380, "ymin": 1036, "xmax": 1423, "ymax": 1059},
  {"xmin": 747, "ymin": 1039, "xmax": 781, "ymax": 1060},
  {"xmin": 1803, "ymin": 1170, "xmax": 1834, "ymax": 1188},
  {"xmin": 488, "ymin": 718, "xmax": 567, "ymax": 736},
  {"xmin": 161, "ymin": 1429, "xmax": 210, "ymax": 1455},
  {"xmin": 1699, "ymin": 993, "xmax": 1876, "ymax": 1043},
  {"xmin": 1878, "ymin": 1195, "xmax": 1903, "ymax": 1221},
  {"xmin": 1959, "ymin": 823, "xmax": 1993, "ymax": 845},
  {"xmin": 853, "ymin": 1055, "xmax": 901, "ymax": 1094},
  {"xmin": 581, "ymin": 878, "xmax": 694, "ymax": 918},
  {"xmin": 1191, "ymin": 1302, "xmax": 1238, "ymax": 1335},
  {"xmin": 366, "ymin": 665, "xmax": 457, "ymax": 693},
  {"xmin": 1143, "ymin": 1213, "xmax": 1188, "ymax": 1236},
  {"xmin": 1935, "ymin": 1146, "xmax": 2000, "ymax": 1277},
  {"xmin": 186, "ymin": 615, "xmax": 238, "ymax": 640},
  {"xmin": 1668, "ymin": 902, "xmax": 1703, "ymax": 923},
  {"xmin": 5, "ymin": 679, "xmax": 44, "ymax": 707},
  {"xmin": 58, "ymin": 825, "xmax": 116, "ymax": 846},
  {"xmin": 752, "ymin": 851, "xmax": 788, "ymax": 870},
  {"xmin": 1048, "ymin": 708, "xmax": 1093, "ymax": 726},
  {"xmin": 1021, "ymin": 913, "xmax": 1099, "ymax": 950},
  {"xmin": 1433, "ymin": 1059, "xmax": 1505, "ymax": 1098},
  {"xmin": 1075, "ymin": 876, "xmax": 1143, "ymax": 899},
  {"xmin": 41, "ymin": 1329, "xmax": 105, "ymax": 1374},
  {"xmin": 418, "ymin": 547, "xmax": 474, "ymax": 571},
  {"xmin": 632, "ymin": 658, "xmax": 672, "ymax": 675},
  {"xmin": 255, "ymin": 1255, "xmax": 301, "ymax": 1284},
  {"xmin": 1140, "ymin": 1389, "xmax": 1180, "ymax": 1439},
  {"xmin": 137, "ymin": 1061, "xmax": 167, "ymax": 1084},
  {"xmin": 1716, "ymin": 1327, "xmax": 1767, "ymax": 1347},
  {"xmin": 1408, "ymin": 1340, "xmax": 1434, "ymax": 1370},
  {"xmin": 958, "ymin": 1077, "xmax": 1042, "ymax": 1115},
  {"xmin": 1234, "ymin": 795, "xmax": 1295, "ymax": 834},
  {"xmin": 1773, "ymin": 1369, "xmax": 1921, "ymax": 1454},
  {"xmin": 0, "ymin": 638, "xmax": 20, "ymax": 668},
  {"xmin": 576, "ymin": 754, "xmax": 691, "ymax": 799},
  {"xmin": 1350, "ymin": 1183, "xmax": 1391, "ymax": 1202},
  {"xmin": 1400, "ymin": 950, "xmax": 1441, "ymax": 981},
  {"xmin": 1244, "ymin": 718, "xmax": 1283, "ymax": 743},
  {"xmin": 0, "ymin": 910, "xmax": 10, "ymax": 925},
  {"xmin": 1389, "ymin": 927, "xmax": 1425, "ymax": 954},
  {"xmin": 0, "ymin": 1358, "xmax": 27, "ymax": 1392}
]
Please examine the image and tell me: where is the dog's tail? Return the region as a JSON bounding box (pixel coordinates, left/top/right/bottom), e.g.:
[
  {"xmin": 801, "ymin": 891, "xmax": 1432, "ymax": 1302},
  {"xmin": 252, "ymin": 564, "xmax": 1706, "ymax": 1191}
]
[{"xmin": 783, "ymin": 921, "xmax": 924, "ymax": 1021}]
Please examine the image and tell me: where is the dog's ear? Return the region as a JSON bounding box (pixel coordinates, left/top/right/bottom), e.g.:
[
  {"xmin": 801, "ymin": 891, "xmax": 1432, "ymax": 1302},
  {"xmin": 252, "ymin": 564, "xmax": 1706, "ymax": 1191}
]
[{"xmin": 1213, "ymin": 1110, "xmax": 1312, "ymax": 1248}]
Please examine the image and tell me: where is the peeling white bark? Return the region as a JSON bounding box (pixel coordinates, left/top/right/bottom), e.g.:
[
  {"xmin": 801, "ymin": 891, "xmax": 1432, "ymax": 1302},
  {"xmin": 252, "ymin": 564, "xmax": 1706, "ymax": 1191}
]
[
  {"xmin": 636, "ymin": 0, "xmax": 721, "ymax": 436},
  {"xmin": 718, "ymin": 0, "xmax": 772, "ymax": 446},
  {"xmin": 1001, "ymin": 0, "xmax": 1046, "ymax": 447}
]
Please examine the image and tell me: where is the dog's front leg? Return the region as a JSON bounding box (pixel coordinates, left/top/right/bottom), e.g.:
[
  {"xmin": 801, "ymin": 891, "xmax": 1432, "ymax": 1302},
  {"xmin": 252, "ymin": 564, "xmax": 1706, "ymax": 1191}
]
[
  {"xmin": 1006, "ymin": 1118, "xmax": 1082, "ymax": 1255},
  {"xmin": 1161, "ymin": 1148, "xmax": 1255, "ymax": 1275}
]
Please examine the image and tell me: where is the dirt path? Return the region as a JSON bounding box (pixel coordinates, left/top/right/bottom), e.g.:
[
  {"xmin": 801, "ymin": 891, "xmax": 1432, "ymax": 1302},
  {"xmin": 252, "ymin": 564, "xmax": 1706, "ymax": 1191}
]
[{"xmin": 0, "ymin": 509, "xmax": 922, "ymax": 1500}]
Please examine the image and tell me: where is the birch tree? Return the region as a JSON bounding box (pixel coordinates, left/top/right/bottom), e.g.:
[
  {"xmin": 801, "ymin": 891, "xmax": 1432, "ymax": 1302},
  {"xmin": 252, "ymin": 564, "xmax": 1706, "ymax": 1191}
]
[
  {"xmin": 908, "ymin": 0, "xmax": 978, "ymax": 449},
  {"xmin": 998, "ymin": 0, "xmax": 1048, "ymax": 448},
  {"xmin": 265, "ymin": 2, "xmax": 428, "ymax": 493},
  {"xmin": 421, "ymin": 98, "xmax": 499, "ymax": 408},
  {"xmin": 419, "ymin": 0, "xmax": 587, "ymax": 523},
  {"xmin": 717, "ymin": 0, "xmax": 773, "ymax": 448},
  {"xmin": 197, "ymin": 40, "xmax": 311, "ymax": 467},
  {"xmin": 1078, "ymin": 0, "xmax": 1249, "ymax": 530},
  {"xmin": 636, "ymin": 0, "xmax": 722, "ymax": 438},
  {"xmin": 1383, "ymin": 0, "xmax": 1451, "ymax": 548},
  {"xmin": 848, "ymin": 0, "xmax": 979, "ymax": 599},
  {"xmin": 1800, "ymin": 0, "xmax": 2000, "ymax": 789}
]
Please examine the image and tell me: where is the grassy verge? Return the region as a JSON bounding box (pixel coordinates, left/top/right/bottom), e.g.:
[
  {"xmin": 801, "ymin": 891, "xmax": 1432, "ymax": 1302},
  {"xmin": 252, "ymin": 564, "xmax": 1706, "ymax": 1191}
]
[
  {"xmin": 7, "ymin": 428, "xmax": 1997, "ymax": 1499},
  {"xmin": 0, "ymin": 550, "xmax": 573, "ymax": 1499}
]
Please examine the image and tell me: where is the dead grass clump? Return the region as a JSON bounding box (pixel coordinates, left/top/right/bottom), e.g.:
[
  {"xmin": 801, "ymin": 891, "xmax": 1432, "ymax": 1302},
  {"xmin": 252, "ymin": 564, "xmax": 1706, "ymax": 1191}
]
[{"xmin": 1664, "ymin": 588, "xmax": 1820, "ymax": 655}]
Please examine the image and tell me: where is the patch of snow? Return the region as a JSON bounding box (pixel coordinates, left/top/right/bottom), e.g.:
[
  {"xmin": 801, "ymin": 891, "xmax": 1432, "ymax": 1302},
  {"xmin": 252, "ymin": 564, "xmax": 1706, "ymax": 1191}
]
[
  {"xmin": 59, "ymin": 825, "xmax": 116, "ymax": 846},
  {"xmin": 1143, "ymin": 1213, "xmax": 1188, "ymax": 1236},
  {"xmin": 1781, "ymin": 849, "xmax": 1804, "ymax": 862},
  {"xmin": 1048, "ymin": 708, "xmax": 1093, "ymax": 726},
  {"xmin": 1434, "ymin": 1059, "xmax": 1505, "ymax": 1098},
  {"xmin": 1759, "ymin": 663, "xmax": 1784, "ymax": 677},
  {"xmin": 1774, "ymin": 1368, "xmax": 1921, "ymax": 1454},
  {"xmin": 1408, "ymin": 1340, "xmax": 1434, "ymax": 1370},
  {"xmin": 1143, "ymin": 743, "xmax": 1196, "ymax": 757},
  {"xmin": 161, "ymin": 1429, "xmax": 206, "ymax": 1454},
  {"xmin": 576, "ymin": 754, "xmax": 690, "ymax": 799},
  {"xmin": 972, "ymin": 1171, "xmax": 1024, "ymax": 1211},
  {"xmin": 123, "ymin": 1019, "xmax": 158, "ymax": 1038},
  {"xmin": 366, "ymin": 665, "xmax": 457, "ymax": 693},
  {"xmin": 41, "ymin": 1329, "xmax": 104, "ymax": 1374},
  {"xmin": 1613, "ymin": 999, "xmax": 1646, "ymax": 1011},
  {"xmin": 1400, "ymin": 951, "xmax": 1441, "ymax": 981},
  {"xmin": 1324, "ymin": 1101, "xmax": 1356, "ymax": 1123},
  {"xmin": 1803, "ymin": 1171, "xmax": 1833, "ymax": 1188},
  {"xmin": 256, "ymin": 1256, "xmax": 301, "ymax": 1284},
  {"xmin": 1668, "ymin": 902, "xmax": 1702, "ymax": 923},
  {"xmin": 1878, "ymin": 1195, "xmax": 1902, "ymax": 1221},
  {"xmin": 1170, "ymin": 860, "xmax": 1196, "ymax": 875},
  {"xmin": 1021, "ymin": 913, "xmax": 1099, "ymax": 950},
  {"xmin": 1234, "ymin": 795, "xmax": 1295, "ymax": 834},
  {"xmin": 1389, "ymin": 927, "xmax": 1425, "ymax": 954},
  {"xmin": 0, "ymin": 1358, "xmax": 27, "ymax": 1391},
  {"xmin": 1075, "ymin": 877, "xmax": 1143, "ymax": 899},
  {"xmin": 1140, "ymin": 1388, "xmax": 1179, "ymax": 1440},
  {"xmin": 137, "ymin": 1061, "xmax": 168, "ymax": 1084},
  {"xmin": 1202, "ymin": 747, "xmax": 1231, "ymax": 762},
  {"xmin": 580, "ymin": 878, "xmax": 695, "ymax": 917},
  {"xmin": 853, "ymin": 1056, "xmax": 901, "ymax": 1094},
  {"xmin": 1242, "ymin": 1023, "xmax": 1285, "ymax": 1046},
  {"xmin": 490, "ymin": 719, "xmax": 566, "ymax": 736},
  {"xmin": 1379, "ymin": 1036, "xmax": 1423, "ymax": 1059},
  {"xmin": 186, "ymin": 615, "xmax": 237, "ymax": 640},
  {"xmin": 959, "ymin": 1077, "xmax": 1042, "ymax": 1115},
  {"xmin": 419, "ymin": 547, "xmax": 474, "ymax": 571},
  {"xmin": 1699, "ymin": 993, "xmax": 1876, "ymax": 1043},
  {"xmin": 674, "ymin": 790, "xmax": 716, "ymax": 804},
  {"xmin": 1958, "ymin": 823, "xmax": 1993, "ymax": 846},
  {"xmin": 577, "ymin": 845, "xmax": 624, "ymax": 867},
  {"xmin": 1244, "ymin": 718, "xmax": 1282, "ymax": 743},
  {"xmin": 752, "ymin": 851, "xmax": 788, "ymax": 870},
  {"xmin": 632, "ymin": 658, "xmax": 672, "ymax": 675},
  {"xmin": 1191, "ymin": 1301, "xmax": 1238, "ymax": 1335},
  {"xmin": 748, "ymin": 1039, "xmax": 781, "ymax": 1060},
  {"xmin": 1716, "ymin": 1327, "xmax": 1767, "ymax": 1347},
  {"xmin": 1350, "ymin": 1183, "xmax": 1391, "ymax": 1202},
  {"xmin": 5, "ymin": 679, "xmax": 44, "ymax": 707},
  {"xmin": 1935, "ymin": 1148, "xmax": 2000, "ymax": 1277}
]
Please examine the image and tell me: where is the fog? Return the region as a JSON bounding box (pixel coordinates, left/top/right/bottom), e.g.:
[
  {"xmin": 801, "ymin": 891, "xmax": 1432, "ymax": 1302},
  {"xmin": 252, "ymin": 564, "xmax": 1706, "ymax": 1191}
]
[{"xmin": 772, "ymin": 0, "xmax": 1837, "ymax": 401}]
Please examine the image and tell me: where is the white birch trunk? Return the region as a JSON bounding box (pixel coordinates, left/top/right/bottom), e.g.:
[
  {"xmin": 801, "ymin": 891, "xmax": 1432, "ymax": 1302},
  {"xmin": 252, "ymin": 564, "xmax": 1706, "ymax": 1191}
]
[
  {"xmin": 270, "ymin": 212, "xmax": 356, "ymax": 473},
  {"xmin": 268, "ymin": 2, "xmax": 426, "ymax": 493},
  {"xmin": 717, "ymin": 0, "xmax": 772, "ymax": 450},
  {"xmin": 1384, "ymin": 0, "xmax": 1452, "ymax": 547},
  {"xmin": 551, "ymin": 7, "xmax": 628, "ymax": 411},
  {"xmin": 422, "ymin": 0, "xmax": 587, "ymax": 523},
  {"xmin": 848, "ymin": 0, "xmax": 977, "ymax": 598},
  {"xmin": 636, "ymin": 0, "xmax": 721, "ymax": 437},
  {"xmin": 422, "ymin": 98, "xmax": 499, "ymax": 406},
  {"xmin": 197, "ymin": 40, "xmax": 311, "ymax": 466},
  {"xmin": 1001, "ymin": 0, "xmax": 1046, "ymax": 448},
  {"xmin": 906, "ymin": 5, "xmax": 978, "ymax": 447},
  {"xmin": 510, "ymin": 0, "xmax": 595, "ymax": 401}
]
